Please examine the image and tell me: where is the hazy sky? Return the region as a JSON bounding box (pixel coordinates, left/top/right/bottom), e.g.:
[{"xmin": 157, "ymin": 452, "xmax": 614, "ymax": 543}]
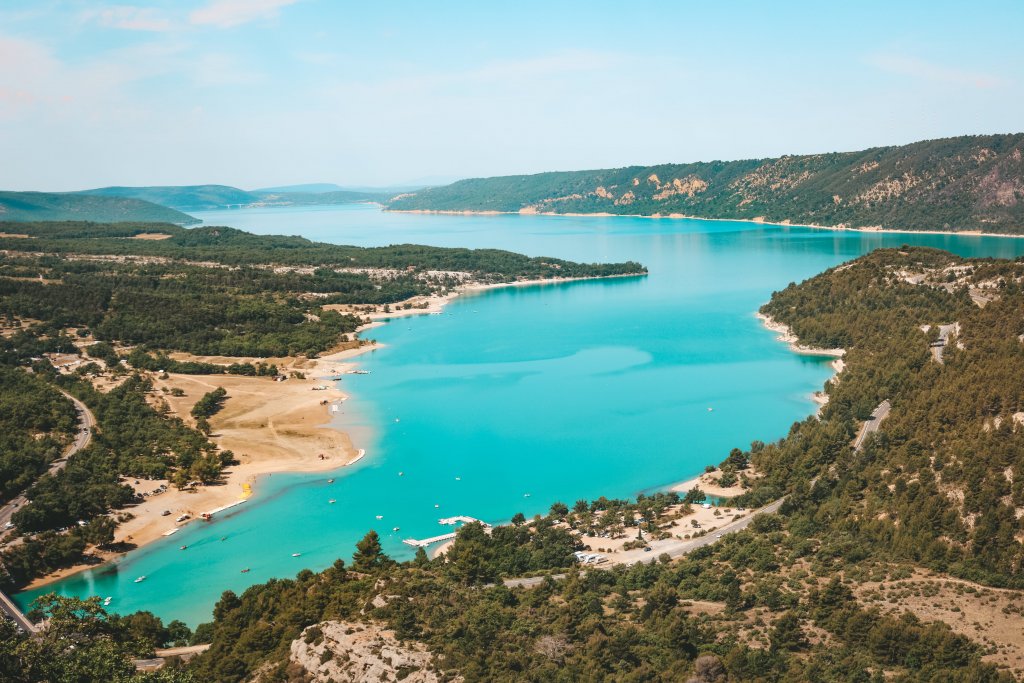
[{"xmin": 1, "ymin": 0, "xmax": 1022, "ymax": 190}]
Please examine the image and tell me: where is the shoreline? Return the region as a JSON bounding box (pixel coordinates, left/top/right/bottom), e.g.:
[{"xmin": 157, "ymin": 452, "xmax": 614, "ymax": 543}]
[
  {"xmin": 24, "ymin": 345, "xmax": 377, "ymax": 591},
  {"xmin": 664, "ymin": 311, "xmax": 846, "ymax": 497},
  {"xmin": 23, "ymin": 273, "xmax": 642, "ymax": 591},
  {"xmin": 386, "ymin": 208, "xmax": 1024, "ymax": 240}
]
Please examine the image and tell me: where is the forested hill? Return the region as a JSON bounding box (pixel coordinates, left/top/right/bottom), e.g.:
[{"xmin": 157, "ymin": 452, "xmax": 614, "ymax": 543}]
[
  {"xmin": 0, "ymin": 220, "xmax": 644, "ymax": 276},
  {"xmin": 78, "ymin": 184, "xmax": 386, "ymax": 211},
  {"xmin": 0, "ymin": 191, "xmax": 197, "ymax": 225},
  {"xmin": 387, "ymin": 133, "xmax": 1024, "ymax": 234},
  {"xmin": 78, "ymin": 184, "xmax": 257, "ymax": 211}
]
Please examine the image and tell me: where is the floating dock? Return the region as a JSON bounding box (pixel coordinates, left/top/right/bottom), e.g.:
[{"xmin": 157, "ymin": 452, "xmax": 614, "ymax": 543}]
[
  {"xmin": 403, "ymin": 532, "xmax": 457, "ymax": 548},
  {"xmin": 402, "ymin": 515, "xmax": 490, "ymax": 547}
]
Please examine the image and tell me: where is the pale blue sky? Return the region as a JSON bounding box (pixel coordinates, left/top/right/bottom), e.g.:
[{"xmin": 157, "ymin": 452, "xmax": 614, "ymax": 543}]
[{"xmin": 1, "ymin": 0, "xmax": 1021, "ymax": 190}]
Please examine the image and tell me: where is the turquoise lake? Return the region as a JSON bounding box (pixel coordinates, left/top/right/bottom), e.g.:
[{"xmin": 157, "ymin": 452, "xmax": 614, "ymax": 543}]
[{"xmin": 19, "ymin": 205, "xmax": 1024, "ymax": 625}]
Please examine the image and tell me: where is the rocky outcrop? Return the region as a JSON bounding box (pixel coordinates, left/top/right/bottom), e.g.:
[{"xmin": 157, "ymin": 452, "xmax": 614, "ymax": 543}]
[{"xmin": 281, "ymin": 621, "xmax": 452, "ymax": 683}]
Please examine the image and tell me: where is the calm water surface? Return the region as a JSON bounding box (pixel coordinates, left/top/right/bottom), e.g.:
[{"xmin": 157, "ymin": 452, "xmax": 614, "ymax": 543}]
[{"xmin": 20, "ymin": 206, "xmax": 1024, "ymax": 624}]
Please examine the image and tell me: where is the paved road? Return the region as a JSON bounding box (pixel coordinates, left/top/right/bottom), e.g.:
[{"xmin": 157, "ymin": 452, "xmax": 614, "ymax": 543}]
[
  {"xmin": 502, "ymin": 498, "xmax": 786, "ymax": 589},
  {"xmin": 0, "ymin": 389, "xmax": 95, "ymax": 537},
  {"xmin": 930, "ymin": 323, "xmax": 959, "ymax": 364},
  {"xmin": 852, "ymin": 399, "xmax": 891, "ymax": 452},
  {"xmin": 0, "ymin": 389, "xmax": 94, "ymax": 633}
]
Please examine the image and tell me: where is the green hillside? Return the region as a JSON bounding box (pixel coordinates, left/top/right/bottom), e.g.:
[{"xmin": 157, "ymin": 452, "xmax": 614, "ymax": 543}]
[
  {"xmin": 388, "ymin": 133, "xmax": 1024, "ymax": 234},
  {"xmin": 0, "ymin": 191, "xmax": 197, "ymax": 225},
  {"xmin": 78, "ymin": 184, "xmax": 257, "ymax": 211},
  {"xmin": 79, "ymin": 184, "xmax": 386, "ymax": 210}
]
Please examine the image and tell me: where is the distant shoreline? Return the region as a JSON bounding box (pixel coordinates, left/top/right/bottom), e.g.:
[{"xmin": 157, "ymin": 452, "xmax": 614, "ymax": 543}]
[{"xmin": 386, "ymin": 208, "xmax": 1024, "ymax": 240}]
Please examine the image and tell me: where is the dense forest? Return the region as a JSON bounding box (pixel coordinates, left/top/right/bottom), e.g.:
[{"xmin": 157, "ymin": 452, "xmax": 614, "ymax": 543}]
[
  {"xmin": 0, "ymin": 220, "xmax": 645, "ymax": 276},
  {"xmin": 388, "ymin": 133, "xmax": 1024, "ymax": 234},
  {"xmin": 0, "ymin": 222, "xmax": 643, "ymax": 357}
]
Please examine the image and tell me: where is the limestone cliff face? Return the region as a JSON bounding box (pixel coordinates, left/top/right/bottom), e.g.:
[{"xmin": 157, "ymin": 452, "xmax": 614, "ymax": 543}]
[
  {"xmin": 279, "ymin": 621, "xmax": 454, "ymax": 683},
  {"xmin": 387, "ymin": 133, "xmax": 1024, "ymax": 233}
]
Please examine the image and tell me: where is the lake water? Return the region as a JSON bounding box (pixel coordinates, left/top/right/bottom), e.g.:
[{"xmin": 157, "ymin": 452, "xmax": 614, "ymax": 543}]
[{"xmin": 19, "ymin": 205, "xmax": 1024, "ymax": 625}]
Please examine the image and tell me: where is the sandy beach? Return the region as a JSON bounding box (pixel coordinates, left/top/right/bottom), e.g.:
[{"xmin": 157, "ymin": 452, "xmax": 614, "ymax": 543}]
[{"xmin": 26, "ymin": 346, "xmax": 373, "ymax": 589}]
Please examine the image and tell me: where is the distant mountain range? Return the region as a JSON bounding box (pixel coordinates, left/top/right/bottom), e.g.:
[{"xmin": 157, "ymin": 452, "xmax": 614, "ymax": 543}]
[
  {"xmin": 79, "ymin": 184, "xmax": 388, "ymax": 211},
  {"xmin": 0, "ymin": 184, "xmax": 394, "ymax": 224},
  {"xmin": 387, "ymin": 133, "xmax": 1024, "ymax": 234},
  {"xmin": 0, "ymin": 191, "xmax": 197, "ymax": 225}
]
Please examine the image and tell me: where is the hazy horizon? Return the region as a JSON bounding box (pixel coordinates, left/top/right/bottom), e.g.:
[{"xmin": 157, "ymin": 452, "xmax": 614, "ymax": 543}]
[{"xmin": 2, "ymin": 0, "xmax": 1022, "ymax": 191}]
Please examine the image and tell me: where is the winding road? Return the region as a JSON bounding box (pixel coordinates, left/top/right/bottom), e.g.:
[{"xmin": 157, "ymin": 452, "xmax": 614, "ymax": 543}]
[
  {"xmin": 0, "ymin": 389, "xmax": 94, "ymax": 538},
  {"xmin": 852, "ymin": 399, "xmax": 891, "ymax": 452},
  {"xmin": 0, "ymin": 388, "xmax": 95, "ymax": 633}
]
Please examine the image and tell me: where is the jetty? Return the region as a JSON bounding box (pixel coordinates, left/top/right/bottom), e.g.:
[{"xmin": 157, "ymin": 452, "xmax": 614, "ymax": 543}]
[
  {"xmin": 403, "ymin": 532, "xmax": 457, "ymax": 548},
  {"xmin": 402, "ymin": 515, "xmax": 490, "ymax": 547}
]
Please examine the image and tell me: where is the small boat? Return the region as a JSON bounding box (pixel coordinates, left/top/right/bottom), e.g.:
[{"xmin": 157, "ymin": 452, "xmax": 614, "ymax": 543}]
[
  {"xmin": 179, "ymin": 545, "xmax": 187, "ymax": 550},
  {"xmin": 708, "ymin": 407, "xmax": 714, "ymax": 412},
  {"xmin": 392, "ymin": 526, "xmax": 400, "ymax": 532},
  {"xmin": 455, "ymin": 476, "xmax": 461, "ymax": 481},
  {"xmin": 434, "ymin": 504, "xmax": 440, "ymax": 508},
  {"xmin": 240, "ymin": 568, "xmax": 250, "ymax": 573},
  {"xmin": 134, "ymin": 576, "xmax": 146, "ymax": 583},
  {"xmin": 328, "ymin": 499, "xmax": 336, "ymax": 504},
  {"xmin": 524, "ymin": 493, "xmax": 531, "ymax": 498},
  {"xmin": 376, "ymin": 515, "xmax": 383, "ymax": 520},
  {"xmin": 103, "ymin": 597, "xmax": 112, "ymax": 605},
  {"xmin": 398, "ymin": 471, "xmax": 403, "ymax": 476},
  {"xmin": 327, "ymin": 478, "xmax": 335, "ymax": 484},
  {"xmin": 394, "ymin": 418, "xmax": 400, "ymax": 423},
  {"xmin": 291, "ymin": 552, "xmax": 301, "ymax": 557},
  {"xmin": 220, "ymin": 536, "xmax": 227, "ymax": 541}
]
